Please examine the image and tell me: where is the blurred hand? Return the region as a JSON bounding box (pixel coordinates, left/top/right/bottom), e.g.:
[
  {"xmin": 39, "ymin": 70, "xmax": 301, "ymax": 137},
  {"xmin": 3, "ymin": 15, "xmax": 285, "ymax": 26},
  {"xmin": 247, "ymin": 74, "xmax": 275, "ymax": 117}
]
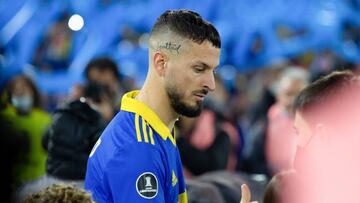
[
  {"xmin": 240, "ymin": 184, "xmax": 258, "ymax": 203},
  {"xmin": 98, "ymin": 101, "xmax": 114, "ymax": 122}
]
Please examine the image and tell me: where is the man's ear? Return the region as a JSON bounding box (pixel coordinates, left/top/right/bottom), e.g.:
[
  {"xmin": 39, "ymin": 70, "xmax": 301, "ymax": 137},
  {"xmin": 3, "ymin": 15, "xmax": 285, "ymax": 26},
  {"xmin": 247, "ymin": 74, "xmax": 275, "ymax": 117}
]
[{"xmin": 153, "ymin": 52, "xmax": 167, "ymax": 77}]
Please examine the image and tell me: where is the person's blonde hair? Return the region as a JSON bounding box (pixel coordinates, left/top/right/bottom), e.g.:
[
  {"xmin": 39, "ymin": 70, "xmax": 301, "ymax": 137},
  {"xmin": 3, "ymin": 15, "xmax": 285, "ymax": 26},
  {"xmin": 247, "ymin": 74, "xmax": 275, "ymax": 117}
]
[{"xmin": 22, "ymin": 184, "xmax": 93, "ymax": 203}]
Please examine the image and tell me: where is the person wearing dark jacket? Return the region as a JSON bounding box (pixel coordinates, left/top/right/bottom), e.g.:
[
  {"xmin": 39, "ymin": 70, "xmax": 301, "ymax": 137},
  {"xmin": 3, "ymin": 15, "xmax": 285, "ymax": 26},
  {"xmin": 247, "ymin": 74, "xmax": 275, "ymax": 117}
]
[
  {"xmin": 15, "ymin": 82, "xmax": 111, "ymax": 202},
  {"xmin": 43, "ymin": 96, "xmax": 106, "ymax": 179}
]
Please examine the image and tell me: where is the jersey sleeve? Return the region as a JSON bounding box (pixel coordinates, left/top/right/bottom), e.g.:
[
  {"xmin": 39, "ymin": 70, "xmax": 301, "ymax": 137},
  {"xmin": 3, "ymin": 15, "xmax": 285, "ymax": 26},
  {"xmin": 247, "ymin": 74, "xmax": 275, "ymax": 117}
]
[{"xmin": 101, "ymin": 143, "xmax": 166, "ymax": 203}]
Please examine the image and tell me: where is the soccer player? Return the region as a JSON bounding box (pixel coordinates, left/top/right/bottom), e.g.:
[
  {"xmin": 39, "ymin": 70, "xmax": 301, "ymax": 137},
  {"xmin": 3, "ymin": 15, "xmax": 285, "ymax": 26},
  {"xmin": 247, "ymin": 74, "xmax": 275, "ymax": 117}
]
[{"xmin": 85, "ymin": 9, "xmax": 221, "ymax": 203}]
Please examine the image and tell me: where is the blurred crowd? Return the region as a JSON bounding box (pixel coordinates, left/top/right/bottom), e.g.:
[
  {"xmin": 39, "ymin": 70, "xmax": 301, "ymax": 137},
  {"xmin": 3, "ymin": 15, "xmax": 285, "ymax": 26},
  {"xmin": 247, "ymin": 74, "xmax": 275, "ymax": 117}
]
[{"xmin": 1, "ymin": 50, "xmax": 360, "ymax": 202}]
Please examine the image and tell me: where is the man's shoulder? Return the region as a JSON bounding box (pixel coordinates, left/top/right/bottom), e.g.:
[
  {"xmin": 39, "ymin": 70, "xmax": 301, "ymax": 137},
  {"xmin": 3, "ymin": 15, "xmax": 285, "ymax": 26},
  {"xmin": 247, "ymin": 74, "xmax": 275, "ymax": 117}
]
[
  {"xmin": 105, "ymin": 111, "xmax": 165, "ymax": 147},
  {"xmin": 96, "ymin": 111, "xmax": 162, "ymax": 154},
  {"xmin": 99, "ymin": 111, "xmax": 137, "ymax": 146},
  {"xmin": 107, "ymin": 110, "xmax": 135, "ymax": 131}
]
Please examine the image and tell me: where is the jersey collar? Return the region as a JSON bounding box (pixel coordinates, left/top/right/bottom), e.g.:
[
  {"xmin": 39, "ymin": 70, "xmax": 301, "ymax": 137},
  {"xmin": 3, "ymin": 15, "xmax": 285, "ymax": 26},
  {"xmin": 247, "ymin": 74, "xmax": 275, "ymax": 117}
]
[{"xmin": 121, "ymin": 90, "xmax": 176, "ymax": 146}]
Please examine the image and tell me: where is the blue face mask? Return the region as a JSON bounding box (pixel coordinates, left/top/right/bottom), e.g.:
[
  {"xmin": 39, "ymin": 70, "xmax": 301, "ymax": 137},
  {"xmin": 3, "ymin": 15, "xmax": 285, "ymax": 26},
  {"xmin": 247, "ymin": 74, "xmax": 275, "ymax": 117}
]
[{"xmin": 11, "ymin": 95, "xmax": 33, "ymax": 112}]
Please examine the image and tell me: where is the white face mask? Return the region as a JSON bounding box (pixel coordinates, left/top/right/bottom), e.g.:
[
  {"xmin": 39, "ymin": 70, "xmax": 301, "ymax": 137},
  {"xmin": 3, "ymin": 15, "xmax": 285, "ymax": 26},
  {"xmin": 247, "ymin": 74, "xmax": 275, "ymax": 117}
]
[{"xmin": 11, "ymin": 95, "xmax": 33, "ymax": 112}]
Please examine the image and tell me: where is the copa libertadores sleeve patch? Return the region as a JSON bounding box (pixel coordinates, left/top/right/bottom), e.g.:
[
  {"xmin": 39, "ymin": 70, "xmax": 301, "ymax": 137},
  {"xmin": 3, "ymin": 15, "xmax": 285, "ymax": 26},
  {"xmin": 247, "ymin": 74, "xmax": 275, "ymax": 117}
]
[{"xmin": 136, "ymin": 172, "xmax": 158, "ymax": 199}]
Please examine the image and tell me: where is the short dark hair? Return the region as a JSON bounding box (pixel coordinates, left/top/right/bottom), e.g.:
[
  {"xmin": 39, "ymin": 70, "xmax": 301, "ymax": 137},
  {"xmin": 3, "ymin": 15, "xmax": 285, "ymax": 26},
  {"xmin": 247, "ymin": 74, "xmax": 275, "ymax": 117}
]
[
  {"xmin": 21, "ymin": 184, "xmax": 93, "ymax": 203},
  {"xmin": 85, "ymin": 57, "xmax": 120, "ymax": 81},
  {"xmin": 293, "ymin": 70, "xmax": 358, "ymax": 115},
  {"xmin": 151, "ymin": 9, "xmax": 221, "ymax": 48}
]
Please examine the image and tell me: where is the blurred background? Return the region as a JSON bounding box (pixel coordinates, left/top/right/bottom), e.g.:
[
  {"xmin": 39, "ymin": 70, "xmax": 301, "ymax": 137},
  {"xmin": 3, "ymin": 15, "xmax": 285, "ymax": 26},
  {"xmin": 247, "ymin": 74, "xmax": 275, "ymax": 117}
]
[
  {"xmin": 1, "ymin": 0, "xmax": 360, "ymax": 202},
  {"xmin": 1, "ymin": 0, "xmax": 360, "ymax": 97}
]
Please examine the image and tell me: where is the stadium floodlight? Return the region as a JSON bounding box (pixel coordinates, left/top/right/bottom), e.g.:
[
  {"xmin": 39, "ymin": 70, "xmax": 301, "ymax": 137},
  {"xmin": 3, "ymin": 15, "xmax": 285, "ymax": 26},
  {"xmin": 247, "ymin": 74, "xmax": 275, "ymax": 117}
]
[{"xmin": 68, "ymin": 14, "xmax": 84, "ymax": 31}]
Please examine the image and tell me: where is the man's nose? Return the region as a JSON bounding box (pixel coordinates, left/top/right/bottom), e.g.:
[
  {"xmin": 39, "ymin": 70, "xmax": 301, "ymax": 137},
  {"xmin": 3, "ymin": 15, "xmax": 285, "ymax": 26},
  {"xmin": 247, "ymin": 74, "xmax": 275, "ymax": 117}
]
[{"xmin": 203, "ymin": 72, "xmax": 216, "ymax": 92}]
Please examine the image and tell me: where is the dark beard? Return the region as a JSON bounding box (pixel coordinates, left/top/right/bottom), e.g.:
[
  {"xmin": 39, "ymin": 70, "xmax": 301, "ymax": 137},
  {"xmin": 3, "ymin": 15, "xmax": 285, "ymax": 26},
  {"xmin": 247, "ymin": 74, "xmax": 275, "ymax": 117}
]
[{"xmin": 165, "ymin": 85, "xmax": 203, "ymax": 117}]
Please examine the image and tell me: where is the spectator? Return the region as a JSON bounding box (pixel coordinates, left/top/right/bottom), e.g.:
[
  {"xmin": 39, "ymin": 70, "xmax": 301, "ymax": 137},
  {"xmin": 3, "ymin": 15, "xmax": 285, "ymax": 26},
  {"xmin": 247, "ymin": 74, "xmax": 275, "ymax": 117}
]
[
  {"xmin": 177, "ymin": 75, "xmax": 239, "ymax": 176},
  {"xmin": 266, "ymin": 67, "xmax": 309, "ymax": 174},
  {"xmin": 85, "ymin": 57, "xmax": 132, "ymax": 112},
  {"xmin": 16, "ymin": 82, "xmax": 110, "ymax": 202},
  {"xmin": 237, "ymin": 65, "xmax": 285, "ymax": 175},
  {"xmin": 241, "ymin": 70, "xmax": 360, "ymax": 203},
  {"xmin": 32, "ymin": 13, "xmax": 73, "ymax": 72},
  {"xmin": 263, "ymin": 170, "xmax": 304, "ymax": 203},
  {"xmin": 0, "ymin": 113, "xmax": 29, "ymax": 203},
  {"xmin": 178, "ymin": 109, "xmax": 231, "ymax": 176},
  {"xmin": 1, "ymin": 75, "xmax": 51, "ymax": 184},
  {"xmin": 43, "ymin": 82, "xmax": 110, "ymax": 180},
  {"xmin": 292, "ymin": 70, "xmax": 360, "ymax": 202}
]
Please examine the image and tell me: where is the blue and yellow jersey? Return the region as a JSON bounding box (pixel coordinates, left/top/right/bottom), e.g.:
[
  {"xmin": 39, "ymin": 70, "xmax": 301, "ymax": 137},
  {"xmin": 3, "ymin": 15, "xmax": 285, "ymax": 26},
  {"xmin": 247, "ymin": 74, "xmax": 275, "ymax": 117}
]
[{"xmin": 85, "ymin": 91, "xmax": 188, "ymax": 203}]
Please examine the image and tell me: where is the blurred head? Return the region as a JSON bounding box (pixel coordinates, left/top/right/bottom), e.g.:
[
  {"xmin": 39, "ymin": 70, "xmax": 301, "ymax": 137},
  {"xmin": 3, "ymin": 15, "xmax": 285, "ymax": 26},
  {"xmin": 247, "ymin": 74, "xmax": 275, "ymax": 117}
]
[
  {"xmin": 292, "ymin": 71, "xmax": 360, "ymax": 193},
  {"xmin": 85, "ymin": 57, "xmax": 121, "ymax": 98},
  {"xmin": 148, "ymin": 9, "xmax": 221, "ymax": 117},
  {"xmin": 292, "ymin": 70, "xmax": 360, "ymax": 203},
  {"xmin": 22, "ymin": 184, "xmax": 93, "ymax": 203},
  {"xmin": 293, "ymin": 70, "xmax": 358, "ymax": 148},
  {"xmin": 264, "ymin": 170, "xmax": 305, "ymax": 203},
  {"xmin": 275, "ymin": 67, "xmax": 309, "ymax": 114},
  {"xmin": 6, "ymin": 75, "xmax": 42, "ymax": 114}
]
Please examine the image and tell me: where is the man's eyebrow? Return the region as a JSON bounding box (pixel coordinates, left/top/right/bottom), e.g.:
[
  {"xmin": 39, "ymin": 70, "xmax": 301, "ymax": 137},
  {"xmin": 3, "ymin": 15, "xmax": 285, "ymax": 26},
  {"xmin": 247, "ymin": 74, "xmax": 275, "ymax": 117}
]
[{"xmin": 193, "ymin": 61, "xmax": 211, "ymax": 69}]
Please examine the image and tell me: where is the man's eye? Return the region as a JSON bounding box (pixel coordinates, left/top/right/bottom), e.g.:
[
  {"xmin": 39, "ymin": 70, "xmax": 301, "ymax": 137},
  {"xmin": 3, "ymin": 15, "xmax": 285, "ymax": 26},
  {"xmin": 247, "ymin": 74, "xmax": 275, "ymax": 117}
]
[{"xmin": 194, "ymin": 67, "xmax": 204, "ymax": 73}]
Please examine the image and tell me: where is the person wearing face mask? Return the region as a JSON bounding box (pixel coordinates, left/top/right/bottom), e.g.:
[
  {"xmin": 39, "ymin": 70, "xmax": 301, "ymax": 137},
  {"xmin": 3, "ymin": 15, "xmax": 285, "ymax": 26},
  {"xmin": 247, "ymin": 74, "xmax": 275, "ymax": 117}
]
[
  {"xmin": 15, "ymin": 82, "xmax": 110, "ymax": 202},
  {"xmin": 1, "ymin": 75, "xmax": 51, "ymax": 185}
]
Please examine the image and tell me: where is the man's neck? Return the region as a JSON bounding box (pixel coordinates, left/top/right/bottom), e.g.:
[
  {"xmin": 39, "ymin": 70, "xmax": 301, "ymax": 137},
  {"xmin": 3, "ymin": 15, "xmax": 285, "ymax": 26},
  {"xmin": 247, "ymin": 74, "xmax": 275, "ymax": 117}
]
[{"xmin": 136, "ymin": 84, "xmax": 178, "ymax": 130}]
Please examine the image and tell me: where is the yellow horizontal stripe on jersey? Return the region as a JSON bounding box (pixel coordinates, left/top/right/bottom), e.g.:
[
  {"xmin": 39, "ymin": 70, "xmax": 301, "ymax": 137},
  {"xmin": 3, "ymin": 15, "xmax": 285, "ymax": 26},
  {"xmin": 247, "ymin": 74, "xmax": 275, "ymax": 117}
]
[{"xmin": 135, "ymin": 114, "xmax": 142, "ymax": 142}]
